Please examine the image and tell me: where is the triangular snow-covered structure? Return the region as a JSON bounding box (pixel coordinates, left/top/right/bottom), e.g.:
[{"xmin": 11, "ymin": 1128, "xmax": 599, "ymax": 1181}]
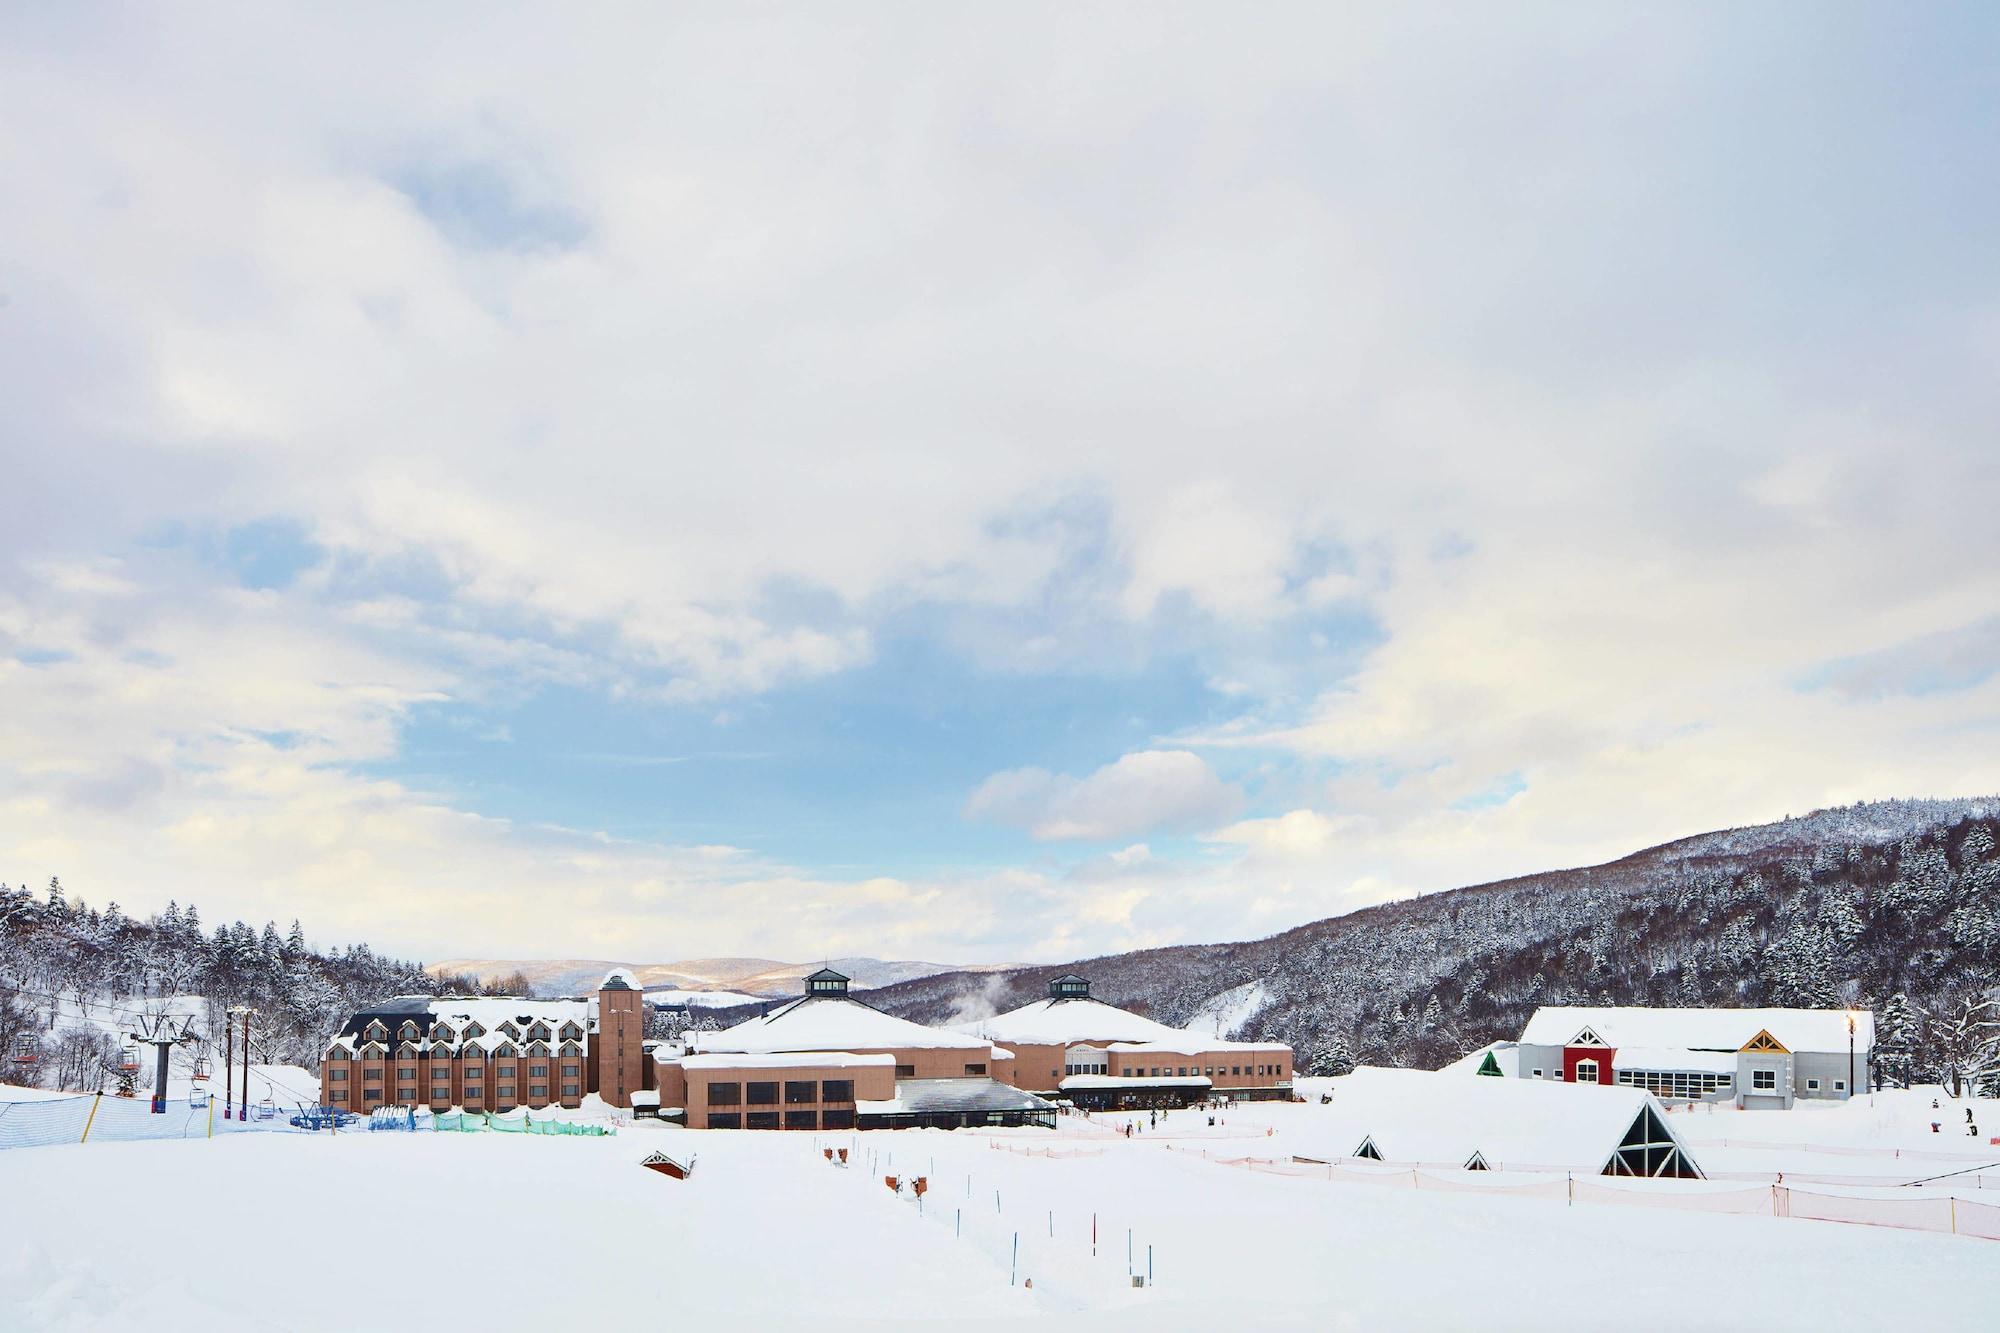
[{"xmin": 1301, "ymin": 1066, "xmax": 1702, "ymax": 1178}]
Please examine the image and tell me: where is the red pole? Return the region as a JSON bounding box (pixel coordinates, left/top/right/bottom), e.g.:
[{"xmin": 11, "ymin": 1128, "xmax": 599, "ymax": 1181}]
[{"xmin": 223, "ymin": 1012, "xmax": 235, "ymax": 1120}]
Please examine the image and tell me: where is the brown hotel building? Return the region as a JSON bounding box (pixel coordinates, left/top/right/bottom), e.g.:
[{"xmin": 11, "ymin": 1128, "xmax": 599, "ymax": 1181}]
[
  {"xmin": 319, "ymin": 970, "xmax": 648, "ymax": 1114},
  {"xmin": 321, "ymin": 967, "xmax": 1292, "ymax": 1127}
]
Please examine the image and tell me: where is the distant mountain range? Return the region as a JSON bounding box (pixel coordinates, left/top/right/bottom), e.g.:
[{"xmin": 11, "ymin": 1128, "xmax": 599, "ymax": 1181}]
[
  {"xmin": 848, "ymin": 797, "xmax": 2000, "ymax": 1081},
  {"xmin": 425, "ymin": 955, "xmax": 1011, "ymax": 1000}
]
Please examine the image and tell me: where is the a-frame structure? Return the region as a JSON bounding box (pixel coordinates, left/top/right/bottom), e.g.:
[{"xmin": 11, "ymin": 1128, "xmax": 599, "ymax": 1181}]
[{"xmin": 1602, "ymin": 1102, "xmax": 1701, "ymax": 1179}]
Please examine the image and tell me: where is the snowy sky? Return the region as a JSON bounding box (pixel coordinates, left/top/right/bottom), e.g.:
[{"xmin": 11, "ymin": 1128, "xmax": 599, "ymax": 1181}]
[{"xmin": 3, "ymin": 4, "xmax": 1999, "ymax": 965}]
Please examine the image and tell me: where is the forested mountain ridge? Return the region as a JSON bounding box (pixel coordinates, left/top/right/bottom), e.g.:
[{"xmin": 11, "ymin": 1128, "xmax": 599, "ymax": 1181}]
[
  {"xmin": 857, "ymin": 798, "xmax": 2000, "ymax": 1087},
  {"xmin": 0, "ymin": 885, "xmax": 500, "ymax": 1079}
]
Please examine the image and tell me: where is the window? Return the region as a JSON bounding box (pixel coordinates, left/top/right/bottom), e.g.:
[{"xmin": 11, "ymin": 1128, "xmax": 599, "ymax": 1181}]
[
  {"xmin": 785, "ymin": 1110, "xmax": 817, "ymax": 1130},
  {"xmin": 1532, "ymin": 1069, "xmax": 1544, "ymax": 1079},
  {"xmin": 1575, "ymin": 1059, "xmax": 1599, "ymax": 1084},
  {"xmin": 561, "ymin": 1083, "xmax": 580, "ymax": 1096},
  {"xmin": 821, "ymin": 1108, "xmax": 855, "ymax": 1129},
  {"xmin": 363, "ymin": 1071, "xmax": 383, "ymax": 1084},
  {"xmin": 330, "ymin": 1091, "xmax": 348, "ymax": 1103},
  {"xmin": 895, "ymin": 1064, "xmax": 915, "ymax": 1077},
  {"xmin": 785, "ymin": 1080, "xmax": 818, "ymax": 1104},
  {"xmin": 1806, "ymin": 1078, "xmax": 1821, "ymax": 1091},
  {"xmin": 328, "ymin": 1069, "xmax": 348, "ymax": 1081},
  {"xmin": 498, "ymin": 1084, "xmax": 514, "ymax": 1098},
  {"xmin": 707, "ymin": 1113, "xmax": 741, "ymax": 1129},
  {"xmin": 1231, "ymin": 1067, "xmax": 1240, "ymax": 1076},
  {"xmin": 746, "ymin": 1082, "xmax": 779, "ymax": 1106},
  {"xmin": 530, "ymin": 1085, "xmax": 547, "ymax": 1099},
  {"xmin": 529, "ymin": 1064, "xmax": 548, "ymax": 1077},
  {"xmin": 464, "ymin": 1068, "xmax": 482, "ymax": 1080},
  {"xmin": 1834, "ymin": 1080, "xmax": 1846, "ymax": 1092},
  {"xmin": 1752, "ymin": 1069, "xmax": 1776, "ymax": 1091},
  {"xmin": 746, "ymin": 1112, "xmax": 780, "ymax": 1130},
  {"xmin": 964, "ymin": 1063, "xmax": 986, "ymax": 1076},
  {"xmin": 561, "ymin": 1063, "xmax": 579, "ymax": 1077},
  {"xmin": 708, "ymin": 1082, "xmax": 741, "ymax": 1106},
  {"xmin": 821, "ymin": 1079, "xmax": 854, "ymax": 1102}
]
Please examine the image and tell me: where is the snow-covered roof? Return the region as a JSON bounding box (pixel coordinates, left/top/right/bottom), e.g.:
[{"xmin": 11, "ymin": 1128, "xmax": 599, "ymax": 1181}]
[
  {"xmin": 1615, "ymin": 1047, "xmax": 1737, "ymax": 1074},
  {"xmin": 600, "ymin": 968, "xmax": 640, "ymax": 991},
  {"xmin": 1106, "ymin": 1038, "xmax": 1290, "ymax": 1057},
  {"xmin": 676, "ymin": 1051, "xmax": 897, "ymax": 1070},
  {"xmin": 691, "ymin": 996, "xmax": 991, "ymax": 1055},
  {"xmin": 629, "ymin": 1090, "xmax": 661, "ymax": 1107},
  {"xmin": 1296, "ymin": 1067, "xmax": 1699, "ymax": 1175},
  {"xmin": 1060, "ymin": 1073, "xmax": 1211, "ymax": 1089},
  {"xmin": 1440, "ymin": 1042, "xmax": 1519, "ymax": 1077},
  {"xmin": 1520, "ymin": 1006, "xmax": 1872, "ymax": 1053},
  {"xmin": 970, "ymin": 997, "xmax": 1203, "ymax": 1046},
  {"xmin": 856, "ymin": 1078, "xmax": 1056, "ymax": 1116}
]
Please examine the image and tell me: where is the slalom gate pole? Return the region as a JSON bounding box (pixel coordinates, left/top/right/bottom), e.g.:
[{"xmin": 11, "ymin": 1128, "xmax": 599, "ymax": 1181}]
[
  {"xmin": 1148, "ymin": 1244, "xmax": 1153, "ymax": 1286},
  {"xmin": 1092, "ymin": 1212, "xmax": 1097, "ymax": 1257},
  {"xmin": 208, "ymin": 1094, "xmax": 215, "ymax": 1139},
  {"xmin": 79, "ymin": 1092, "xmax": 102, "ymax": 1144},
  {"xmin": 1011, "ymin": 1232, "xmax": 1018, "ymax": 1286}
]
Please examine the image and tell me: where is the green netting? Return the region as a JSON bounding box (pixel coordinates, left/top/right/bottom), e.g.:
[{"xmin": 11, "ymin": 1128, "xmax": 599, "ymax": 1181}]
[
  {"xmin": 433, "ymin": 1112, "xmax": 463, "ymax": 1132},
  {"xmin": 492, "ymin": 1114, "xmax": 527, "ymax": 1134}
]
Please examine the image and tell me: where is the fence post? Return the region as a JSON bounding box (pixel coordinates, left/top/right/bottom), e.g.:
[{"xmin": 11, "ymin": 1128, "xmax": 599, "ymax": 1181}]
[
  {"xmin": 79, "ymin": 1092, "xmax": 103, "ymax": 1144},
  {"xmin": 208, "ymin": 1094, "xmax": 215, "ymax": 1139},
  {"xmin": 1567, "ymin": 1172, "xmax": 1573, "ymax": 1206},
  {"xmin": 1950, "ymin": 1197, "xmax": 1957, "ymax": 1235}
]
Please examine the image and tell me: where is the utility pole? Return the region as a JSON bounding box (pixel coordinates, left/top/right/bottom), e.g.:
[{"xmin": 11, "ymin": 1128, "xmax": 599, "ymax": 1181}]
[
  {"xmin": 1847, "ymin": 1011, "xmax": 1857, "ymax": 1104},
  {"xmin": 239, "ymin": 1008, "xmax": 256, "ymax": 1122},
  {"xmin": 224, "ymin": 1005, "xmax": 243, "ymax": 1120}
]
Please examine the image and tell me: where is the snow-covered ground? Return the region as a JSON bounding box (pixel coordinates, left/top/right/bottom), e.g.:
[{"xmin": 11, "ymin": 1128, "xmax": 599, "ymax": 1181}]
[{"xmin": 4, "ymin": 1082, "xmax": 1999, "ymax": 1331}]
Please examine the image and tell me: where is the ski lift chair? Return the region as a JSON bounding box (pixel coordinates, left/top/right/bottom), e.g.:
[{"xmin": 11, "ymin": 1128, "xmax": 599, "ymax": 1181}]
[
  {"xmin": 10, "ymin": 1034, "xmax": 39, "ymax": 1066},
  {"xmin": 254, "ymin": 1096, "xmax": 277, "ymax": 1121},
  {"xmin": 118, "ymin": 1043, "xmax": 139, "ymax": 1074},
  {"xmin": 189, "ymin": 1088, "xmax": 209, "ymax": 1109},
  {"xmin": 192, "ymin": 1054, "xmax": 210, "ymax": 1081}
]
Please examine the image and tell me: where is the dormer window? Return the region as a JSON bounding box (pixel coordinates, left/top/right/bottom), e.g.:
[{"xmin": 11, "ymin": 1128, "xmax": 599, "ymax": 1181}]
[
  {"xmin": 365, "ymin": 1022, "xmax": 387, "ymax": 1041},
  {"xmin": 399, "ymin": 1022, "xmax": 418, "ymax": 1040},
  {"xmin": 1049, "ymin": 975, "xmax": 1091, "ymax": 1001},
  {"xmin": 560, "ymin": 1023, "xmax": 582, "ymax": 1039},
  {"xmin": 805, "ymin": 968, "xmax": 849, "ymax": 996},
  {"xmin": 464, "ymin": 1022, "xmax": 484, "ymax": 1038},
  {"xmin": 397, "ymin": 1043, "xmax": 420, "ymax": 1059},
  {"xmin": 433, "ymin": 1025, "xmax": 454, "ymax": 1042},
  {"xmin": 494, "ymin": 1042, "xmax": 516, "ymax": 1058},
  {"xmin": 529, "ymin": 1025, "xmax": 550, "ymax": 1041},
  {"xmin": 326, "ymin": 1046, "xmax": 349, "ymax": 1061}
]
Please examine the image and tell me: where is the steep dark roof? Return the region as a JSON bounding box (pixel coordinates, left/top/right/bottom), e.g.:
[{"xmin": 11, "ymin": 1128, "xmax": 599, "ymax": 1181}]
[
  {"xmin": 340, "ymin": 1006, "xmax": 437, "ymax": 1041},
  {"xmin": 805, "ymin": 967, "xmax": 850, "ymax": 983}
]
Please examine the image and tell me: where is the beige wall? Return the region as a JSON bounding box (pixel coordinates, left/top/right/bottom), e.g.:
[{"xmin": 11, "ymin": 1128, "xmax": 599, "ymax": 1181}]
[
  {"xmin": 678, "ymin": 1058, "xmax": 896, "ymax": 1129},
  {"xmin": 1104, "ymin": 1047, "xmax": 1291, "ymax": 1090}
]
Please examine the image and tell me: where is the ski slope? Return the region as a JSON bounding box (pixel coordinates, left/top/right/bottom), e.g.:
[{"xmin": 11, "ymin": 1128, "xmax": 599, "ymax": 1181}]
[{"xmin": 3, "ymin": 1090, "xmax": 1998, "ymax": 1330}]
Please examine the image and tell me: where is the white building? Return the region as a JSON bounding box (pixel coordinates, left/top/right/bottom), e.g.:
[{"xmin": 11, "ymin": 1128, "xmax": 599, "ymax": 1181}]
[{"xmin": 1510, "ymin": 1006, "xmax": 1874, "ymax": 1109}]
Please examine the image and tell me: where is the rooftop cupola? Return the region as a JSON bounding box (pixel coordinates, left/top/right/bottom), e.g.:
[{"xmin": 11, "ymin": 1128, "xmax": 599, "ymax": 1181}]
[
  {"xmin": 805, "ymin": 967, "xmax": 850, "ymax": 997},
  {"xmin": 1049, "ymin": 974, "xmax": 1090, "ymax": 1001}
]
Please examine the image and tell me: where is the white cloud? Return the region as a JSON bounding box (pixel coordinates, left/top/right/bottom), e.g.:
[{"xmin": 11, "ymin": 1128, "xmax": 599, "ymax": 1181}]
[
  {"xmin": 965, "ymin": 751, "xmax": 1242, "ymax": 842},
  {"xmin": 2, "ymin": 7, "xmax": 1998, "ymax": 962}
]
